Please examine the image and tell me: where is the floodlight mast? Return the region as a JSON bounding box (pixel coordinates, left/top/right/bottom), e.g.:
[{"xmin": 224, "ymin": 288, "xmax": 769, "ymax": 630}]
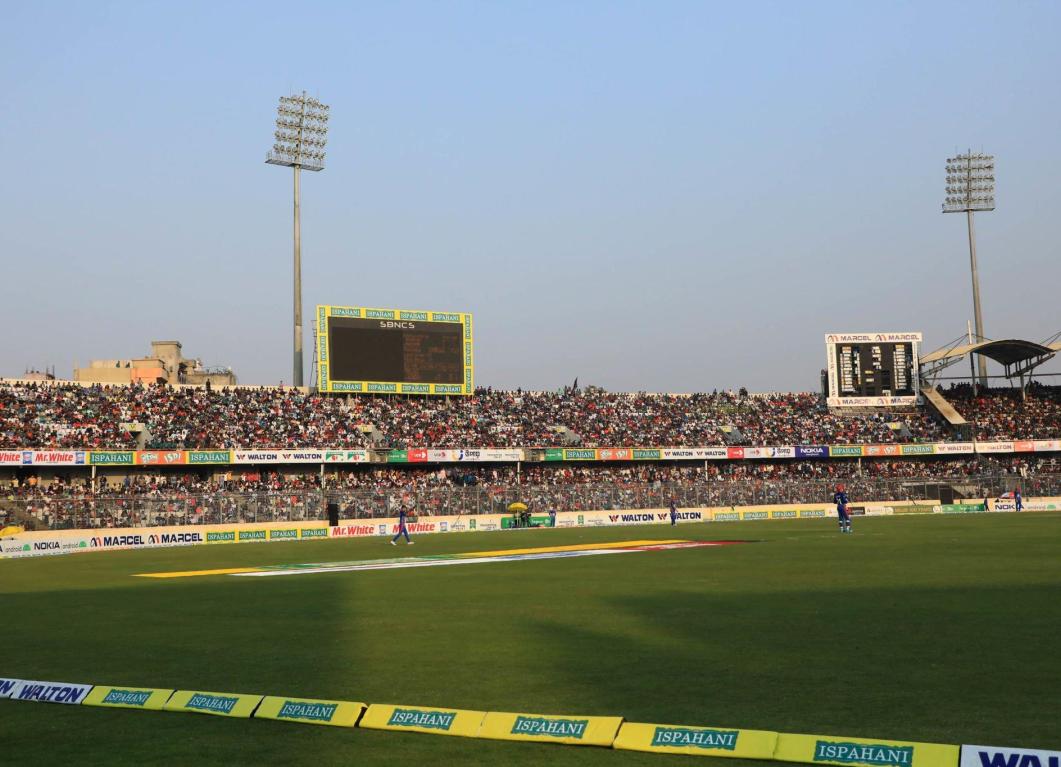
[
  {"xmin": 943, "ymin": 151, "xmax": 995, "ymax": 389},
  {"xmin": 266, "ymin": 92, "xmax": 329, "ymax": 388}
]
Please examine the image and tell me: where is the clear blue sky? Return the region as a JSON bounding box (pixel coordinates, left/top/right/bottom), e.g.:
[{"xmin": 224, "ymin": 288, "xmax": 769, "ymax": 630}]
[{"xmin": 2, "ymin": 1, "xmax": 1059, "ymax": 392}]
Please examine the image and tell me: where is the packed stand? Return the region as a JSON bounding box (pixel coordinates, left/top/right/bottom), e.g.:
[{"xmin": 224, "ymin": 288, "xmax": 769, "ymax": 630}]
[
  {"xmin": 943, "ymin": 383, "xmax": 1061, "ymax": 441},
  {"xmin": 5, "ymin": 454, "xmax": 1057, "ymax": 530},
  {"xmin": 0, "ymin": 382, "xmax": 962, "ymax": 450}
]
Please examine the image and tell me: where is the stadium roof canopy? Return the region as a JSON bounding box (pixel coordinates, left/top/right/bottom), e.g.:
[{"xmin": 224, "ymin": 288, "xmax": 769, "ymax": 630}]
[
  {"xmin": 920, "ymin": 338, "xmax": 1054, "ymax": 366},
  {"xmin": 920, "ymin": 337, "xmax": 1056, "ymax": 382}
]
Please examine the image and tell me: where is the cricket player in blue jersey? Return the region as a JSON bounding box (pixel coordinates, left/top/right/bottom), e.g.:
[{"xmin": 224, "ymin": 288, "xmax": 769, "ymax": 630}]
[
  {"xmin": 1014, "ymin": 487, "xmax": 1023, "ymax": 512},
  {"xmin": 390, "ymin": 507, "xmax": 415, "ymax": 545},
  {"xmin": 669, "ymin": 499, "xmax": 678, "ymax": 526},
  {"xmin": 833, "ymin": 484, "xmax": 852, "ymax": 534}
]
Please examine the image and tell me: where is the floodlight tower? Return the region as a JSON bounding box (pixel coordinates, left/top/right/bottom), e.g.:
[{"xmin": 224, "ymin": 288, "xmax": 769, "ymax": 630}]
[
  {"xmin": 266, "ymin": 92, "xmax": 329, "ymax": 388},
  {"xmin": 943, "ymin": 151, "xmax": 995, "ymax": 388}
]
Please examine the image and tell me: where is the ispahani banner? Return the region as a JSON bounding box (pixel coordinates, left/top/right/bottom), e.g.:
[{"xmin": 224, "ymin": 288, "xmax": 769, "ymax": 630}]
[
  {"xmin": 164, "ymin": 690, "xmax": 264, "ymax": 718},
  {"xmin": 478, "ymin": 711, "xmax": 623, "ymax": 747},
  {"xmin": 255, "ymin": 695, "xmax": 366, "ymax": 728},
  {"xmin": 774, "ymin": 732, "xmax": 959, "ymax": 767},
  {"xmin": 614, "ymin": 721, "xmax": 778, "ymax": 759},
  {"xmin": 359, "ymin": 703, "xmax": 486, "ymax": 737},
  {"xmin": 83, "ymin": 686, "xmax": 174, "ymax": 711}
]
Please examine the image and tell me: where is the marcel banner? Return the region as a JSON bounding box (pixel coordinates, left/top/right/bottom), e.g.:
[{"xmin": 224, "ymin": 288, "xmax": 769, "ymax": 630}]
[
  {"xmin": 83, "ymin": 686, "xmax": 174, "ymax": 711},
  {"xmin": 614, "ymin": 722, "xmax": 778, "ymax": 759},
  {"xmin": 255, "ymin": 695, "xmax": 365, "ymax": 728},
  {"xmin": 0, "ymin": 521, "xmax": 337, "ymax": 559},
  {"xmin": 774, "ymin": 732, "xmax": 960, "ymax": 767},
  {"xmin": 164, "ymin": 690, "xmax": 264, "ymax": 718},
  {"xmin": 359, "ymin": 703, "xmax": 486, "ymax": 738},
  {"xmin": 478, "ymin": 711, "xmax": 623, "ymax": 747}
]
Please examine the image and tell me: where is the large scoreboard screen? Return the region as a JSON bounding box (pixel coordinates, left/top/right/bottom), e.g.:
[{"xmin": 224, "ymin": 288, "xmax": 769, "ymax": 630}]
[
  {"xmin": 317, "ymin": 305, "xmax": 473, "ymax": 395},
  {"xmin": 825, "ymin": 332, "xmax": 922, "ymax": 407}
]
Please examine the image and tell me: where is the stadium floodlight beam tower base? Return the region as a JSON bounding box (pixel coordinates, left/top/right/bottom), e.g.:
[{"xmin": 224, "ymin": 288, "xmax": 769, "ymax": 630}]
[
  {"xmin": 943, "ymin": 151, "xmax": 995, "ymax": 389},
  {"xmin": 266, "ymin": 92, "xmax": 330, "ymax": 388}
]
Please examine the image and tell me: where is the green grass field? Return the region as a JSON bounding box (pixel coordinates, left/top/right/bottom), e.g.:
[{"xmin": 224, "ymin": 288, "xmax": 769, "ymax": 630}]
[{"xmin": 2, "ymin": 514, "xmax": 1060, "ymax": 766}]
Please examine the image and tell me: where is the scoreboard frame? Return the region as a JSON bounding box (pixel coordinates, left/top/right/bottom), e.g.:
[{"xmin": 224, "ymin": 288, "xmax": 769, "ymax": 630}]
[
  {"xmin": 825, "ymin": 332, "xmax": 922, "ymax": 407},
  {"xmin": 317, "ymin": 305, "xmax": 473, "ymax": 395}
]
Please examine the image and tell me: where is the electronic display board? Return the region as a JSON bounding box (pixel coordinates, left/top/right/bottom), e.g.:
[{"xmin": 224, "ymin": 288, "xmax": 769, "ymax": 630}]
[
  {"xmin": 825, "ymin": 332, "xmax": 922, "ymax": 407},
  {"xmin": 317, "ymin": 305, "xmax": 473, "ymax": 395}
]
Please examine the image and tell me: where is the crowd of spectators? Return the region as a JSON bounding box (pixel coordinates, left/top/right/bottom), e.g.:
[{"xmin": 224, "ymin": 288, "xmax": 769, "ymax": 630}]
[
  {"xmin": 5, "ymin": 455, "xmax": 1057, "ymax": 530},
  {"xmin": 944, "ymin": 383, "xmax": 1061, "ymax": 440},
  {"xmin": 0, "ymin": 381, "xmax": 990, "ymax": 450},
  {"xmin": 4, "ymin": 456, "xmax": 1051, "ymax": 501}
]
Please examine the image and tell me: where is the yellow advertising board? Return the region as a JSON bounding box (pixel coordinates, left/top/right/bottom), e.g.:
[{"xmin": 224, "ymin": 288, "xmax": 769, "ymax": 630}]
[
  {"xmin": 359, "ymin": 703, "xmax": 486, "ymax": 737},
  {"xmin": 774, "ymin": 732, "xmax": 960, "ymax": 767},
  {"xmin": 316, "ymin": 304, "xmax": 473, "ymax": 395},
  {"xmin": 255, "ymin": 695, "xmax": 365, "ymax": 727},
  {"xmin": 614, "ymin": 722, "xmax": 778, "ymax": 759},
  {"xmin": 478, "ymin": 711, "xmax": 623, "ymax": 747},
  {"xmin": 83, "ymin": 686, "xmax": 174, "ymax": 711},
  {"xmin": 163, "ymin": 689, "xmax": 264, "ymax": 718}
]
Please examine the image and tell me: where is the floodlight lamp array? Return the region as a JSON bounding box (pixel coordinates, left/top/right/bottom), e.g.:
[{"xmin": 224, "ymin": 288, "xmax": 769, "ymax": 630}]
[
  {"xmin": 266, "ymin": 93, "xmax": 330, "ymax": 171},
  {"xmin": 943, "ymin": 152, "xmax": 995, "ymax": 212}
]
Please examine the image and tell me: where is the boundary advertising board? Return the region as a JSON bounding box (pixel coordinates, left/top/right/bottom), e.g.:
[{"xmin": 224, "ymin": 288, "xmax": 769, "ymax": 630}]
[{"xmin": 1, "ymin": 441, "xmax": 1057, "ymax": 468}]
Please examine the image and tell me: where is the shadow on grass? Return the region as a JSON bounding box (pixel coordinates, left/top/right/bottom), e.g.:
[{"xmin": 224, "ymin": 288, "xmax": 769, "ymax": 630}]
[{"xmin": 520, "ymin": 582, "xmax": 1061, "ymax": 748}]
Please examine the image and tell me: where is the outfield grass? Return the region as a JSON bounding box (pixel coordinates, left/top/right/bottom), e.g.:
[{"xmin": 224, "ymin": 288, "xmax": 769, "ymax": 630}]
[{"xmin": 2, "ymin": 514, "xmax": 1060, "ymax": 766}]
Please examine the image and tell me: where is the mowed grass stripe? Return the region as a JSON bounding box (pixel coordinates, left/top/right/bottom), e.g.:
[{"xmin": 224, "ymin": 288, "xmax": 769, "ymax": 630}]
[
  {"xmin": 135, "ymin": 566, "xmax": 263, "ymax": 579},
  {"xmin": 134, "ymin": 539, "xmax": 694, "ymax": 578},
  {"xmin": 463, "ymin": 539, "xmax": 689, "ymax": 557}
]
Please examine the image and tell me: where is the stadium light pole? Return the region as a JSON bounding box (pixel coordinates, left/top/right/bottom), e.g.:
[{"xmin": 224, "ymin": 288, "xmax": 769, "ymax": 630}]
[
  {"xmin": 266, "ymin": 92, "xmax": 329, "ymax": 388},
  {"xmin": 943, "ymin": 151, "xmax": 995, "ymax": 389}
]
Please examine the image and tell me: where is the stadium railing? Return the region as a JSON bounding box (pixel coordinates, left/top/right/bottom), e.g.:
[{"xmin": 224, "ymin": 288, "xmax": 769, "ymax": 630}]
[{"xmin": 4, "ymin": 473, "xmax": 1057, "ymax": 531}]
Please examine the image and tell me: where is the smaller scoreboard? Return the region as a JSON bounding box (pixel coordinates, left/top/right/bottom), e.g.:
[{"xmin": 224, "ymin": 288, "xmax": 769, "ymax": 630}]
[
  {"xmin": 317, "ymin": 305, "xmax": 473, "ymax": 395},
  {"xmin": 825, "ymin": 332, "xmax": 922, "ymax": 407}
]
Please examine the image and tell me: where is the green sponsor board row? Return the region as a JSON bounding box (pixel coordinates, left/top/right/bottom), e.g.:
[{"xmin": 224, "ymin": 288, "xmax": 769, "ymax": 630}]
[
  {"xmin": 940, "ymin": 504, "xmax": 987, "ymax": 514},
  {"xmin": 501, "ymin": 515, "xmax": 554, "ymax": 529},
  {"xmin": 188, "ymin": 450, "xmax": 231, "ymax": 464},
  {"xmin": 205, "ymin": 528, "xmax": 328, "ymax": 543},
  {"xmin": 329, "ymin": 382, "xmax": 466, "ymax": 395},
  {"xmin": 829, "ymin": 446, "xmax": 864, "ymax": 457},
  {"xmin": 90, "ymin": 451, "xmax": 136, "ymax": 465},
  {"xmin": 544, "ymin": 445, "xmax": 942, "ymax": 462},
  {"xmin": 900, "ymin": 444, "xmax": 935, "ymax": 455}
]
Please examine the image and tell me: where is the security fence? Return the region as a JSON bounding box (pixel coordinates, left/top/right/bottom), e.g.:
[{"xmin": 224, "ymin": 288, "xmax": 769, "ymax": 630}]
[{"xmin": 4, "ymin": 473, "xmax": 1055, "ymax": 531}]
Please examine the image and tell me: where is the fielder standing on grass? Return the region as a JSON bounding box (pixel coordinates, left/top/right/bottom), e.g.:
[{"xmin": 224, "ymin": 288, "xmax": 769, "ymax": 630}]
[
  {"xmin": 833, "ymin": 484, "xmax": 852, "ymax": 534},
  {"xmin": 669, "ymin": 498, "xmax": 678, "ymax": 526},
  {"xmin": 390, "ymin": 505, "xmax": 415, "ymax": 545}
]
